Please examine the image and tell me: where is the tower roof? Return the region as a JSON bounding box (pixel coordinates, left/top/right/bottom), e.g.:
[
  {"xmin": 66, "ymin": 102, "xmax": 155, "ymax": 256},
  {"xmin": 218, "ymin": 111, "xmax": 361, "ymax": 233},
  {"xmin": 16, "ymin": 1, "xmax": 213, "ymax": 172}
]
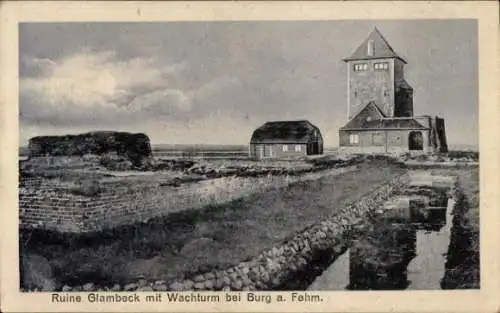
[{"xmin": 343, "ymin": 27, "xmax": 407, "ymax": 64}]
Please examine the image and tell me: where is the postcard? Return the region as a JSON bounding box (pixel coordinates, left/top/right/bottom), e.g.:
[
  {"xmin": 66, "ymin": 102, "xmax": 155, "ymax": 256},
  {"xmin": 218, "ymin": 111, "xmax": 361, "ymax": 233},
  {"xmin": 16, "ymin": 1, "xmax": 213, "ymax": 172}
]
[{"xmin": 1, "ymin": 1, "xmax": 499, "ymax": 312}]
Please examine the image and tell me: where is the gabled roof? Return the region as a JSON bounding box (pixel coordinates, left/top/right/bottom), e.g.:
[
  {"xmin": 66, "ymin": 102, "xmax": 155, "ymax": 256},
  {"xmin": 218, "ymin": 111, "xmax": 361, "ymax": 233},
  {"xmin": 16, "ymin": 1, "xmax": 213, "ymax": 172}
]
[
  {"xmin": 341, "ymin": 117, "xmax": 427, "ymax": 130},
  {"xmin": 342, "ymin": 101, "xmax": 427, "ymax": 130},
  {"xmin": 350, "ymin": 101, "xmax": 387, "ymax": 121},
  {"xmin": 343, "ymin": 102, "xmax": 386, "ymax": 129},
  {"xmin": 343, "ymin": 27, "xmax": 407, "ymax": 64},
  {"xmin": 250, "ymin": 120, "xmax": 320, "ymax": 144}
]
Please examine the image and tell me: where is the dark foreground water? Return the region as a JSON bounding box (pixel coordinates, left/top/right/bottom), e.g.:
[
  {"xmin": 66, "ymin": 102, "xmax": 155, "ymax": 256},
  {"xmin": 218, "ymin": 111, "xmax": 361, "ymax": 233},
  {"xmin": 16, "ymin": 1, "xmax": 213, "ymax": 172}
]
[{"xmin": 308, "ymin": 199, "xmax": 453, "ymax": 291}]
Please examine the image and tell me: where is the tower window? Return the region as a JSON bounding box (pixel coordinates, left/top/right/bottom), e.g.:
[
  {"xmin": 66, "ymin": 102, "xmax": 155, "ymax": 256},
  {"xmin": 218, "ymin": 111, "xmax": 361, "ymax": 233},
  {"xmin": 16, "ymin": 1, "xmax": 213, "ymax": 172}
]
[
  {"xmin": 374, "ymin": 62, "xmax": 389, "ymax": 71},
  {"xmin": 353, "ymin": 63, "xmax": 368, "ymax": 72}
]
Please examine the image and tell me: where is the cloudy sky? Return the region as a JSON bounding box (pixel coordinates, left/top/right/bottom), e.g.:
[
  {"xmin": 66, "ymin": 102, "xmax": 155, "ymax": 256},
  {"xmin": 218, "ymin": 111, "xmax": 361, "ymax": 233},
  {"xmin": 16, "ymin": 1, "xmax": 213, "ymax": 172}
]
[{"xmin": 19, "ymin": 20, "xmax": 477, "ymax": 147}]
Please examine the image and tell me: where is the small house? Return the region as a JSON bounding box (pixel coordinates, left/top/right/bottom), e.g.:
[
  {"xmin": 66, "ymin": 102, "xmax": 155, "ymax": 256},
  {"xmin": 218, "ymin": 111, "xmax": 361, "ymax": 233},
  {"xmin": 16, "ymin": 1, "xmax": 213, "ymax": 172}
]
[{"xmin": 249, "ymin": 120, "xmax": 323, "ymax": 160}]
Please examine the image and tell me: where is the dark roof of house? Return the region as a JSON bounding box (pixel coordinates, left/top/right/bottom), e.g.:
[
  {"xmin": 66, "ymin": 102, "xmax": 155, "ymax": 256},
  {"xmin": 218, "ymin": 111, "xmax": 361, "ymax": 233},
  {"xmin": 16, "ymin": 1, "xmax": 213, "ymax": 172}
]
[
  {"xmin": 343, "ymin": 27, "xmax": 407, "ymax": 64},
  {"xmin": 341, "ymin": 117, "xmax": 427, "ymax": 130},
  {"xmin": 250, "ymin": 120, "xmax": 320, "ymax": 143}
]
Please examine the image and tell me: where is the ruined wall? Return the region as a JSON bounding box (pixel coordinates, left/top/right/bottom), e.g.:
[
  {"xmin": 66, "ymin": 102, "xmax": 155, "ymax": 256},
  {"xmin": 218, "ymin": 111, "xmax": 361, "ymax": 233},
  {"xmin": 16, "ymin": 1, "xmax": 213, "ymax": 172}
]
[
  {"xmin": 41, "ymin": 173, "xmax": 410, "ymax": 292},
  {"xmin": 23, "ymin": 167, "xmax": 469, "ymax": 293},
  {"xmin": 435, "ymin": 117, "xmax": 449, "ymax": 153},
  {"xmin": 19, "ymin": 167, "xmax": 357, "ymax": 234},
  {"xmin": 28, "ymin": 132, "xmax": 152, "ymax": 162}
]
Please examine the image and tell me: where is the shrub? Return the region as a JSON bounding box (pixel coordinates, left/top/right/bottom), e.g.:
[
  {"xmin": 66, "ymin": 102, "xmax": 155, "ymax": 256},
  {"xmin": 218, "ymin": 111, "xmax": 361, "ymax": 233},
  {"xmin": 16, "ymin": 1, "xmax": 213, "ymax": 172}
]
[
  {"xmin": 358, "ymin": 154, "xmax": 406, "ymax": 168},
  {"xmin": 127, "ymin": 151, "xmax": 146, "ymax": 168},
  {"xmin": 415, "ymin": 154, "xmax": 429, "ymax": 162},
  {"xmin": 447, "ymin": 151, "xmax": 479, "ymax": 161},
  {"xmin": 99, "ymin": 153, "xmax": 133, "ymax": 171},
  {"xmin": 134, "ymin": 157, "xmax": 154, "ymax": 171},
  {"xmin": 399, "ymin": 152, "xmax": 411, "ymax": 160}
]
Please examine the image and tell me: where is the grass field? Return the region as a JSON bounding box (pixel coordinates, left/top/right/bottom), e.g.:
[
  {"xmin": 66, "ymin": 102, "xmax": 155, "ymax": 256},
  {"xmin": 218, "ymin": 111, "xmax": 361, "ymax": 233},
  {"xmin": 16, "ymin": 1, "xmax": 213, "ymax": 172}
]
[{"xmin": 22, "ymin": 159, "xmax": 405, "ymax": 288}]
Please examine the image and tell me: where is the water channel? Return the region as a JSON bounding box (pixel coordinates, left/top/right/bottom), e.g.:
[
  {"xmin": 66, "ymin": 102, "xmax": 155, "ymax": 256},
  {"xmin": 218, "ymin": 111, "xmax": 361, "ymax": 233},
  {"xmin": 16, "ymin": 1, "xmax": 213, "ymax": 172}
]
[{"xmin": 308, "ymin": 190, "xmax": 454, "ymax": 291}]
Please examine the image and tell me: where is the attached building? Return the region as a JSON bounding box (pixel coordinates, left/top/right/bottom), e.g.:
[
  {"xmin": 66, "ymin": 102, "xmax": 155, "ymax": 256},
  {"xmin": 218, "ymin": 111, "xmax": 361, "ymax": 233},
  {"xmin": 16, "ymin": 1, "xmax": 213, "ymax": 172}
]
[
  {"xmin": 249, "ymin": 120, "xmax": 323, "ymax": 160},
  {"xmin": 339, "ymin": 102, "xmax": 448, "ymax": 154}
]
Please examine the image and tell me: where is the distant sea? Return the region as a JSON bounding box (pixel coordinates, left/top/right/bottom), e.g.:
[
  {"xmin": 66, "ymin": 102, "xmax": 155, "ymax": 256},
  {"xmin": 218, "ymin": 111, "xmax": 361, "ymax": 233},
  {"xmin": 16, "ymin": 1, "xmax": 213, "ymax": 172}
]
[
  {"xmin": 152, "ymin": 144, "xmax": 248, "ymax": 159},
  {"xmin": 151, "ymin": 144, "xmax": 341, "ymax": 159},
  {"xmin": 17, "ymin": 143, "xmax": 478, "ymax": 160}
]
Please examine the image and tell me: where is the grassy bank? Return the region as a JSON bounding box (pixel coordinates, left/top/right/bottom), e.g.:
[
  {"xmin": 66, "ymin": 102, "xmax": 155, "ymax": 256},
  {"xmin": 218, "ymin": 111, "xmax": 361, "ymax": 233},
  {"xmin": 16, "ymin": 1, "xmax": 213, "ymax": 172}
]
[
  {"xmin": 441, "ymin": 167, "xmax": 480, "ymax": 289},
  {"xmin": 21, "ymin": 160, "xmax": 404, "ymax": 289}
]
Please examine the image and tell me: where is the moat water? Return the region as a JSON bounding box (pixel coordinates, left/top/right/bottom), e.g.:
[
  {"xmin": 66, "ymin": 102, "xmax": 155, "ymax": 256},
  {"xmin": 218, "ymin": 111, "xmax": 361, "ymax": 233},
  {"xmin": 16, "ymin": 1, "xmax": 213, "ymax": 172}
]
[{"xmin": 308, "ymin": 198, "xmax": 453, "ymax": 291}]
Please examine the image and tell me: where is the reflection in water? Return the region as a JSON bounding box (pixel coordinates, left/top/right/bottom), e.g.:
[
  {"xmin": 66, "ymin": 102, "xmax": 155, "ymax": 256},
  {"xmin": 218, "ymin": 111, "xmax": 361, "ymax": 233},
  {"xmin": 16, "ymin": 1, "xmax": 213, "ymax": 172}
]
[
  {"xmin": 347, "ymin": 221, "xmax": 417, "ymax": 290},
  {"xmin": 308, "ymin": 196, "xmax": 450, "ymax": 291},
  {"xmin": 412, "ymin": 207, "xmax": 447, "ymax": 232},
  {"xmin": 405, "ymin": 186, "xmax": 449, "ymax": 231},
  {"xmin": 347, "ymin": 198, "xmax": 449, "ymax": 290},
  {"xmin": 407, "ymin": 199, "xmax": 454, "ymax": 290},
  {"xmin": 307, "ymin": 249, "xmax": 350, "ymax": 291}
]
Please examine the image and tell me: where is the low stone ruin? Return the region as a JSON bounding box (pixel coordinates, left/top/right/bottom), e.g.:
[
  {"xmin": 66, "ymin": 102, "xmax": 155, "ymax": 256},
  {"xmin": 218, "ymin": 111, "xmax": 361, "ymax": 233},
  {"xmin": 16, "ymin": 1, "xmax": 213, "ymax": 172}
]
[{"xmin": 28, "ymin": 131, "xmax": 152, "ymax": 165}]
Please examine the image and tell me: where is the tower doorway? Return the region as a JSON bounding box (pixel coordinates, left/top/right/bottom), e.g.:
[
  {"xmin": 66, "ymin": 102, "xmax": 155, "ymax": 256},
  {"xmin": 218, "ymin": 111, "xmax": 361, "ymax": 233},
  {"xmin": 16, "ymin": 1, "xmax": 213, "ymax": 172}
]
[{"xmin": 408, "ymin": 131, "xmax": 423, "ymax": 151}]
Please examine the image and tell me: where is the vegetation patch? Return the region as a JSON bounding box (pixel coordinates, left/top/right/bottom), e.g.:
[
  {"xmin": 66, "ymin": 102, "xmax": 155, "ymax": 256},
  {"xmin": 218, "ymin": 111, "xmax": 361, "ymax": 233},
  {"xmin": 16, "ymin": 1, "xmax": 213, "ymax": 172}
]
[
  {"xmin": 441, "ymin": 167, "xmax": 479, "ymax": 289},
  {"xmin": 400, "ymin": 150, "xmax": 479, "ymax": 164}
]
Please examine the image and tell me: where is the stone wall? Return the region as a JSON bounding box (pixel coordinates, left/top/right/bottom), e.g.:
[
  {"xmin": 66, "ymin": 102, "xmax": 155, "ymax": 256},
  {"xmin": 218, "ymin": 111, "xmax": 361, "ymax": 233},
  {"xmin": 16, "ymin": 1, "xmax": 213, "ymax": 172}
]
[
  {"xmin": 49, "ymin": 172, "xmax": 410, "ymax": 292},
  {"xmin": 28, "ymin": 131, "xmax": 152, "ymax": 161},
  {"xmin": 19, "ymin": 167, "xmax": 358, "ymax": 234}
]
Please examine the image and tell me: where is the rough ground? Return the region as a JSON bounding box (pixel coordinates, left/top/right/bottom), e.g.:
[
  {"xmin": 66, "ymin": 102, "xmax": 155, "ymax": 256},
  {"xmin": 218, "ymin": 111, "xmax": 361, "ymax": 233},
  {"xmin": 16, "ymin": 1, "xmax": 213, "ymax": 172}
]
[
  {"xmin": 441, "ymin": 167, "xmax": 480, "ymax": 289},
  {"xmin": 22, "ymin": 160, "xmax": 404, "ymax": 288}
]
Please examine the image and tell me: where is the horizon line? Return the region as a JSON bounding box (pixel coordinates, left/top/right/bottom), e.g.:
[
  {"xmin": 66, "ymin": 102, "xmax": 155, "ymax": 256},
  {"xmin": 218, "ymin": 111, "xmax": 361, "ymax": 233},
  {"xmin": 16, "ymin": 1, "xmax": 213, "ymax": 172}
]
[{"xmin": 18, "ymin": 143, "xmax": 479, "ymax": 148}]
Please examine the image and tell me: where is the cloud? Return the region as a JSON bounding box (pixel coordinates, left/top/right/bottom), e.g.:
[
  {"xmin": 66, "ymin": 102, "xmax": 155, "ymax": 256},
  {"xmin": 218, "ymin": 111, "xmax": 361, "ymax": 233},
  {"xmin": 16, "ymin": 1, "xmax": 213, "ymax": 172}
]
[
  {"xmin": 20, "ymin": 56, "xmax": 56, "ymax": 77},
  {"xmin": 21, "ymin": 50, "xmax": 187, "ymax": 105},
  {"xmin": 128, "ymin": 88, "xmax": 192, "ymax": 116},
  {"xmin": 19, "ymin": 49, "xmax": 246, "ymax": 133},
  {"xmin": 193, "ymin": 76, "xmax": 242, "ymax": 102},
  {"xmin": 19, "ymin": 50, "xmax": 192, "ymax": 126}
]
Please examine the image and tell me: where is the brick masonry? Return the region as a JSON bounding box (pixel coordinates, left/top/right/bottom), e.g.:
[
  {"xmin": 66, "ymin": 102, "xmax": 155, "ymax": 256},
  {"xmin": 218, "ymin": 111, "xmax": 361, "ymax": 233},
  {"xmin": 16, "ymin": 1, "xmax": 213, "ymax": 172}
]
[{"xmin": 19, "ymin": 167, "xmax": 357, "ymax": 233}]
